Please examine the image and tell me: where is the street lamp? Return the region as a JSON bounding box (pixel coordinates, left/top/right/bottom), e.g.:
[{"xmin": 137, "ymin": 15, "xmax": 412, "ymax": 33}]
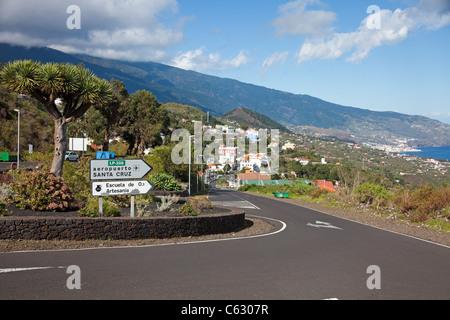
[
  {"xmin": 195, "ymin": 154, "xmax": 205, "ymax": 193},
  {"xmin": 188, "ymin": 135, "xmax": 205, "ymax": 196},
  {"xmin": 188, "ymin": 135, "xmax": 195, "ymax": 197},
  {"xmin": 14, "ymin": 109, "xmax": 20, "ymax": 170}
]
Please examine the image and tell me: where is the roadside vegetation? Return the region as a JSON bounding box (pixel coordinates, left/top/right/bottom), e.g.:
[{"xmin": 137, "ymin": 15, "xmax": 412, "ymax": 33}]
[
  {"xmin": 239, "ymin": 180, "xmax": 450, "ymax": 232},
  {"xmin": 0, "ymin": 62, "xmax": 200, "ymax": 217}
]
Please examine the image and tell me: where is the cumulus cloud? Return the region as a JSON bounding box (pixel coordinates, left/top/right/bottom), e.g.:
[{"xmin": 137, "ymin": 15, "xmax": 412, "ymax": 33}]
[
  {"xmin": 171, "ymin": 47, "xmax": 250, "ymax": 72},
  {"xmin": 0, "ymin": 0, "xmax": 184, "ymax": 62},
  {"xmin": 296, "ymin": 0, "xmax": 450, "ymax": 64},
  {"xmin": 272, "ymin": 0, "xmax": 337, "ymax": 36}
]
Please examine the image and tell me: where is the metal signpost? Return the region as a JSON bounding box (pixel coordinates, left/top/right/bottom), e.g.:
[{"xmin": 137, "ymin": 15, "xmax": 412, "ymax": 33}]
[{"xmin": 89, "ymin": 159, "xmax": 153, "ymax": 217}]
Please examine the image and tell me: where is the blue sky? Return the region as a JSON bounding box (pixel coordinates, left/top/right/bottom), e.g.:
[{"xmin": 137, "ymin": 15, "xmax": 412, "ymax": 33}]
[{"xmin": 1, "ymin": 0, "xmax": 449, "ymax": 123}]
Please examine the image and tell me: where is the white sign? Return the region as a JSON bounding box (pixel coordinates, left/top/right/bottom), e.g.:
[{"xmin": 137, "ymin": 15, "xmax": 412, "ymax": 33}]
[
  {"xmin": 91, "ymin": 180, "xmax": 153, "ymax": 197},
  {"xmin": 90, "ymin": 159, "xmax": 153, "ymax": 180},
  {"xmin": 69, "ymin": 138, "xmax": 87, "ymax": 152}
]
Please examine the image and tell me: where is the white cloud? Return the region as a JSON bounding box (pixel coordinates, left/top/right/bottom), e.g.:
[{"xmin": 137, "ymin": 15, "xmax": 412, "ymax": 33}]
[
  {"xmin": 272, "ymin": 0, "xmax": 337, "ymax": 36},
  {"xmin": 171, "ymin": 47, "xmax": 250, "ymax": 72},
  {"xmin": 296, "ymin": 0, "xmax": 450, "ymax": 64},
  {"xmin": 261, "ymin": 51, "xmax": 289, "ymax": 73},
  {"xmin": 87, "ymin": 27, "xmax": 183, "ymax": 49},
  {"xmin": 0, "ymin": 0, "xmax": 184, "ymax": 62}
]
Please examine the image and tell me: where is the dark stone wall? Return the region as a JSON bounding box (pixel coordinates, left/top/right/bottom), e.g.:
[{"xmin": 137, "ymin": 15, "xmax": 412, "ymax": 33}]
[{"xmin": 0, "ymin": 208, "xmax": 245, "ymax": 241}]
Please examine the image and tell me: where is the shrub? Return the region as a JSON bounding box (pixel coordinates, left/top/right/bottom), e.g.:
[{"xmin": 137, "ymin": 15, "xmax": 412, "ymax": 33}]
[
  {"xmin": 11, "ymin": 170, "xmax": 79, "ymax": 211},
  {"xmin": 394, "ymin": 189, "xmax": 416, "ymax": 214},
  {"xmin": 157, "ymin": 195, "xmax": 180, "ymax": 212},
  {"xmin": 148, "ymin": 173, "xmax": 180, "ymax": 191},
  {"xmin": 238, "ymin": 184, "xmax": 252, "ymax": 192},
  {"xmin": 135, "ymin": 195, "xmax": 157, "ymax": 217},
  {"xmin": 0, "ymin": 201, "xmax": 6, "ymax": 215},
  {"xmin": 0, "ymin": 184, "xmax": 14, "ymax": 205},
  {"xmin": 179, "ymin": 196, "xmax": 212, "ymax": 216},
  {"xmin": 0, "ymin": 173, "xmax": 13, "ymax": 185},
  {"xmin": 62, "ymin": 158, "xmax": 91, "ymax": 201},
  {"xmin": 78, "ymin": 197, "xmax": 121, "ymax": 217},
  {"xmin": 293, "ymin": 182, "xmax": 314, "ymax": 195},
  {"xmin": 188, "ymin": 196, "xmax": 212, "ymax": 213},
  {"xmin": 179, "ymin": 201, "xmax": 197, "ymax": 216},
  {"xmin": 394, "ymin": 185, "xmax": 450, "ymax": 223},
  {"xmin": 309, "ymin": 187, "xmax": 329, "ymax": 199},
  {"xmin": 354, "ymin": 182, "xmax": 393, "ymax": 207}
]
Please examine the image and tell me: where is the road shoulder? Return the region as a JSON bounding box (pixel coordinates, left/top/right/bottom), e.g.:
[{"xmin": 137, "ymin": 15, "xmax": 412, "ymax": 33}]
[{"xmin": 244, "ymin": 191, "xmax": 450, "ymax": 247}]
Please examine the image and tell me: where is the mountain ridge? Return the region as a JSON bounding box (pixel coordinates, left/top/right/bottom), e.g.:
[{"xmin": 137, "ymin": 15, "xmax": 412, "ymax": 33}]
[
  {"xmin": 223, "ymin": 107, "xmax": 292, "ymax": 133},
  {"xmin": 1, "ymin": 43, "xmax": 449, "ymax": 147}
]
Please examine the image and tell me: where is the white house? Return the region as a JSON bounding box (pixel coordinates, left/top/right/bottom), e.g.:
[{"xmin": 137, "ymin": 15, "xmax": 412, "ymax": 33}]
[
  {"xmin": 238, "ymin": 153, "xmax": 271, "ymax": 173},
  {"xmin": 293, "ymin": 157, "xmax": 310, "ymax": 165},
  {"xmin": 282, "ymin": 141, "xmax": 296, "ymax": 151},
  {"xmin": 218, "ymin": 144, "xmax": 238, "ymax": 165}
]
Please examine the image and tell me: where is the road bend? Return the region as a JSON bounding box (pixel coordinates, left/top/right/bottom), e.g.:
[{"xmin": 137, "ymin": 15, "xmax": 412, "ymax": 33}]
[{"xmin": 0, "ymin": 187, "xmax": 449, "ymax": 300}]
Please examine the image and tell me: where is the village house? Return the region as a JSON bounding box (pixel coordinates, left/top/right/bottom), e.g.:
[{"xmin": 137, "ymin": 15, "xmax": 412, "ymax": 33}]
[
  {"xmin": 237, "ymin": 172, "xmax": 271, "ymax": 187},
  {"xmin": 282, "ymin": 141, "xmax": 296, "ymax": 151},
  {"xmin": 237, "ymin": 153, "xmax": 271, "ymax": 173},
  {"xmin": 293, "ymin": 157, "xmax": 310, "ymax": 165},
  {"xmin": 314, "ymin": 180, "xmax": 337, "ymax": 192},
  {"xmin": 218, "ymin": 144, "xmax": 238, "ymax": 165}
]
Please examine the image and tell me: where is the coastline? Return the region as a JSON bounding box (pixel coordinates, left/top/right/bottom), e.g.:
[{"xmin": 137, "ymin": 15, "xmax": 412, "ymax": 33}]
[{"xmin": 400, "ymin": 146, "xmax": 450, "ymax": 162}]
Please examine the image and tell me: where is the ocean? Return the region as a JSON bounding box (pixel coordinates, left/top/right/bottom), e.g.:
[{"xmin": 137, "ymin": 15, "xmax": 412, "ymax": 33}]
[{"xmin": 402, "ymin": 146, "xmax": 450, "ymax": 161}]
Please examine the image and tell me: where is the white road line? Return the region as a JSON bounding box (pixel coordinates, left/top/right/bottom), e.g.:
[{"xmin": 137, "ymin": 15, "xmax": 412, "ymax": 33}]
[
  {"xmin": 174, "ymin": 214, "xmax": 287, "ymax": 244},
  {"xmin": 0, "ymin": 266, "xmax": 65, "ymax": 274},
  {"xmin": 231, "ymin": 193, "xmax": 261, "ymax": 209},
  {"xmin": 211, "ymin": 200, "xmax": 260, "ymax": 209},
  {"xmin": 1, "ymin": 216, "xmax": 287, "ymax": 253}
]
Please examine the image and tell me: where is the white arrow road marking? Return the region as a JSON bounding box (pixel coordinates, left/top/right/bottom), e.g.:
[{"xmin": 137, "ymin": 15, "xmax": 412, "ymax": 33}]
[
  {"xmin": 0, "ymin": 266, "xmax": 66, "ymax": 274},
  {"xmin": 307, "ymin": 221, "xmax": 343, "ymax": 230},
  {"xmin": 210, "ymin": 200, "xmax": 260, "ymax": 210}
]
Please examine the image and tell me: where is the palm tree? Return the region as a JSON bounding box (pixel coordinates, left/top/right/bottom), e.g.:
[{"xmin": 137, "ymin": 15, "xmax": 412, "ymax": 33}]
[{"xmin": 0, "ymin": 60, "xmax": 112, "ymax": 176}]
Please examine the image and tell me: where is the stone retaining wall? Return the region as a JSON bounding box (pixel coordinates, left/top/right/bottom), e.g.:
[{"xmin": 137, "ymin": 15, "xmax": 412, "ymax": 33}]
[{"xmin": 0, "ymin": 207, "xmax": 245, "ymax": 241}]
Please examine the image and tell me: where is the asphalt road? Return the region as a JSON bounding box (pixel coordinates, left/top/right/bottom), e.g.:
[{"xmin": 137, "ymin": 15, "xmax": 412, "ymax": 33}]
[
  {"xmin": 0, "ymin": 161, "xmax": 38, "ymax": 172},
  {"xmin": 0, "ymin": 187, "xmax": 449, "ymax": 301}
]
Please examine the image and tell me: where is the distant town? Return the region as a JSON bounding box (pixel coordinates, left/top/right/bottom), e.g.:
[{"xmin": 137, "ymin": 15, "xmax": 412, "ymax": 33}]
[{"xmin": 100, "ymin": 119, "xmax": 449, "ymax": 189}]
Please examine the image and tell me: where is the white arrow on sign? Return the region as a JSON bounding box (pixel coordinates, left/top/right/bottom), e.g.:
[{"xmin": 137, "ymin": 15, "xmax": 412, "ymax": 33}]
[
  {"xmin": 307, "ymin": 221, "xmax": 343, "ymax": 230},
  {"xmin": 90, "ymin": 159, "xmax": 153, "ymax": 180},
  {"xmin": 92, "ymin": 180, "xmax": 154, "ymax": 197}
]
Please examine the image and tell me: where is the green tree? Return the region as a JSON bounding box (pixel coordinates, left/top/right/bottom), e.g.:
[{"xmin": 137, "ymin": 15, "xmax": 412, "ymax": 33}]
[
  {"xmin": 144, "ymin": 145, "xmax": 190, "ymax": 182},
  {"xmin": 119, "ymin": 90, "xmax": 170, "ymax": 157},
  {"xmin": 0, "ymin": 60, "xmax": 112, "ymax": 176},
  {"xmin": 223, "ymin": 164, "xmax": 231, "ymax": 174},
  {"xmin": 98, "ymin": 79, "xmax": 129, "ymax": 151},
  {"xmin": 69, "ymin": 79, "xmax": 128, "ymax": 151}
]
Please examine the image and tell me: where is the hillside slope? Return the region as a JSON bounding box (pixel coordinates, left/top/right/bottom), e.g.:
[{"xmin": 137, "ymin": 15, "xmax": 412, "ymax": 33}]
[
  {"xmin": 222, "ymin": 107, "xmax": 292, "ymax": 133},
  {"xmin": 1, "ymin": 43, "xmax": 449, "ymax": 147}
]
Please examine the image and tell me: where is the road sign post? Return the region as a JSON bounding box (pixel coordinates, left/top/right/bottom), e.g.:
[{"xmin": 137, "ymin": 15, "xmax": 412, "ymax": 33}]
[{"xmin": 89, "ymin": 159, "xmax": 153, "ymax": 217}]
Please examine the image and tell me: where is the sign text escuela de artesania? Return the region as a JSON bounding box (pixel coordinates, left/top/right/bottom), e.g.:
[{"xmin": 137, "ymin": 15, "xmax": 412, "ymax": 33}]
[{"xmin": 91, "ymin": 180, "xmax": 153, "ymax": 197}]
